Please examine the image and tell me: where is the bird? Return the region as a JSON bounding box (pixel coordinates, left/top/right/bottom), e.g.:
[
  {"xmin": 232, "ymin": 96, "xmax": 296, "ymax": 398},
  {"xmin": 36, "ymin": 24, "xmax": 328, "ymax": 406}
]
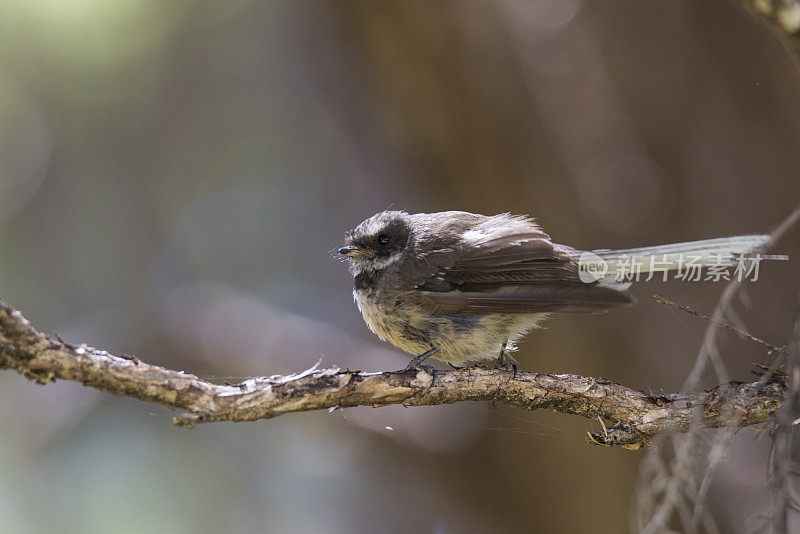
[{"xmin": 338, "ymin": 210, "xmax": 769, "ymax": 371}]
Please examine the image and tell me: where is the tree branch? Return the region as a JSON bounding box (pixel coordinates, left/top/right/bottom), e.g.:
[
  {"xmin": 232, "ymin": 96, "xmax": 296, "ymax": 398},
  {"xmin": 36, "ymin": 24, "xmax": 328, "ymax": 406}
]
[{"xmin": 0, "ymin": 299, "xmax": 786, "ymax": 449}]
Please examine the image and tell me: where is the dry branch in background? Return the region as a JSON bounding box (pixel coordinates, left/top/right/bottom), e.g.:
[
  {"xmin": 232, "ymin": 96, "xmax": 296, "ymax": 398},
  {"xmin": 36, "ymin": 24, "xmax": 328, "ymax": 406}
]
[
  {"xmin": 770, "ymin": 300, "xmax": 800, "ymax": 534},
  {"xmin": 631, "ymin": 195, "xmax": 800, "ymax": 533},
  {"xmin": 0, "ymin": 298, "xmax": 787, "ymax": 449}
]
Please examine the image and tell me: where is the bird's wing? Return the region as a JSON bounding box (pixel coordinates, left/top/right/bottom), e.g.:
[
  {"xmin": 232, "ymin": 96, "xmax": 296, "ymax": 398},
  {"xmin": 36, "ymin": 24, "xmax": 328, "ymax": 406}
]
[{"xmin": 414, "ymin": 233, "xmax": 634, "ymax": 314}]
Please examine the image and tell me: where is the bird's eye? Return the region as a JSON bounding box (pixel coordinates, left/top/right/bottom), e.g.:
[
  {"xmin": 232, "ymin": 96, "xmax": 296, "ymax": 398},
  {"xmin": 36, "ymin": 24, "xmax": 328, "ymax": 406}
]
[{"xmin": 377, "ymin": 234, "xmax": 390, "ymax": 245}]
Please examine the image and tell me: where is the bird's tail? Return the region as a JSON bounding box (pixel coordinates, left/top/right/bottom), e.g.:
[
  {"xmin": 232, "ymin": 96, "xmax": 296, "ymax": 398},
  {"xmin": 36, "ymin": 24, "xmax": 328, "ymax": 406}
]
[{"xmin": 576, "ymin": 234, "xmax": 773, "ymax": 285}]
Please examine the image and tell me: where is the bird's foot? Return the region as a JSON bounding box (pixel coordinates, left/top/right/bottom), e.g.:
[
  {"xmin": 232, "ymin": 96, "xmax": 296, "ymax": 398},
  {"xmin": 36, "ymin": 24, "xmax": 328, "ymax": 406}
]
[
  {"xmin": 404, "ymin": 349, "xmax": 437, "ymax": 382},
  {"xmin": 498, "ymin": 361, "xmax": 518, "ymax": 377},
  {"xmin": 492, "ymin": 341, "xmax": 517, "ymax": 376}
]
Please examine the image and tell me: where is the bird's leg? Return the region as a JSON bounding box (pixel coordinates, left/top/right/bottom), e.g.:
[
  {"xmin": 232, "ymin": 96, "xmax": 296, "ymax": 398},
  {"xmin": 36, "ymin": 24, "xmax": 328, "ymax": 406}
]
[
  {"xmin": 405, "ymin": 348, "xmax": 436, "ymax": 368},
  {"xmin": 404, "ymin": 348, "xmax": 437, "ymax": 380},
  {"xmin": 494, "ymin": 340, "xmax": 517, "ymax": 376},
  {"xmin": 494, "ymin": 341, "xmax": 507, "ymax": 367}
]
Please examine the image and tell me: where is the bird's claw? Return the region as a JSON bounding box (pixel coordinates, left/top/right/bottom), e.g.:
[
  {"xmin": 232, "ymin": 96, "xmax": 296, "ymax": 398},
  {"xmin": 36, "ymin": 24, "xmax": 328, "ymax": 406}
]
[
  {"xmin": 404, "ymin": 361, "xmax": 437, "ymax": 382},
  {"xmin": 404, "ymin": 348, "xmax": 437, "ymax": 383},
  {"xmin": 498, "ymin": 361, "xmax": 517, "ymax": 377},
  {"xmin": 493, "ymin": 340, "xmax": 516, "ymax": 376}
]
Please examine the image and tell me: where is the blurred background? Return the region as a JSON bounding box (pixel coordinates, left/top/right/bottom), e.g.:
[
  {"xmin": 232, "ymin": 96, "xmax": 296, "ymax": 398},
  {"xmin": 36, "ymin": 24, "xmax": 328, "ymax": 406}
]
[{"xmin": 1, "ymin": 1, "xmax": 799, "ymax": 532}]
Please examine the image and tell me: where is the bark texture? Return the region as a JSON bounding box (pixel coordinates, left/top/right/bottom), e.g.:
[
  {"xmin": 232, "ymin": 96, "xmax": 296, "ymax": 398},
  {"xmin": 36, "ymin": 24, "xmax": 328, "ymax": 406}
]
[{"xmin": 0, "ymin": 299, "xmax": 785, "ymax": 449}]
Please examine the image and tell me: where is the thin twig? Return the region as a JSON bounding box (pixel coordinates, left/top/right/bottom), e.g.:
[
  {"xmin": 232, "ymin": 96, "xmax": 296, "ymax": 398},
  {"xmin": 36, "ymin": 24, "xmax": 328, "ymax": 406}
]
[
  {"xmin": 654, "ymin": 294, "xmax": 788, "ymax": 354},
  {"xmin": 638, "ymin": 201, "xmax": 800, "ymax": 533},
  {"xmin": 771, "ymin": 297, "xmax": 800, "ymax": 533}
]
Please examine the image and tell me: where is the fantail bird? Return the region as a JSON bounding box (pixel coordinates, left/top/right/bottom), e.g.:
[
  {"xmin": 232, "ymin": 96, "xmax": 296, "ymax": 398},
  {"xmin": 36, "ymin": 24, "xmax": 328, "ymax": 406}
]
[{"xmin": 339, "ymin": 210, "xmax": 769, "ymax": 371}]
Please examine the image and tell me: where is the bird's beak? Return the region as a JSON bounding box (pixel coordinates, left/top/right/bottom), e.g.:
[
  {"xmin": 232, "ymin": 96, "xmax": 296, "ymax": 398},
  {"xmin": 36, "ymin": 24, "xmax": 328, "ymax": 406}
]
[{"xmin": 338, "ymin": 245, "xmax": 361, "ymax": 256}]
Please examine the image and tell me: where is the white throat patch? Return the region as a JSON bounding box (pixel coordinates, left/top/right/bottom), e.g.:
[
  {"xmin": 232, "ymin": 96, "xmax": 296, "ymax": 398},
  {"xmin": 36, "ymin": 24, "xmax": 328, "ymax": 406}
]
[{"xmin": 355, "ymin": 251, "xmax": 402, "ymax": 274}]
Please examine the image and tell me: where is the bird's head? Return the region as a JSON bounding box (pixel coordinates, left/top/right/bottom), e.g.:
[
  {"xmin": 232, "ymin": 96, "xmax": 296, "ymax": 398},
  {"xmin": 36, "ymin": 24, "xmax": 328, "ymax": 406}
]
[{"xmin": 339, "ymin": 211, "xmax": 413, "ymax": 273}]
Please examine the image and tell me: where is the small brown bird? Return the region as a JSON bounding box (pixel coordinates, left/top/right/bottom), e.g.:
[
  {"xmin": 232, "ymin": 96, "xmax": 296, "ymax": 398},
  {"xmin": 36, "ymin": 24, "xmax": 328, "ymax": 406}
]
[{"xmin": 339, "ymin": 210, "xmax": 768, "ymax": 371}]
